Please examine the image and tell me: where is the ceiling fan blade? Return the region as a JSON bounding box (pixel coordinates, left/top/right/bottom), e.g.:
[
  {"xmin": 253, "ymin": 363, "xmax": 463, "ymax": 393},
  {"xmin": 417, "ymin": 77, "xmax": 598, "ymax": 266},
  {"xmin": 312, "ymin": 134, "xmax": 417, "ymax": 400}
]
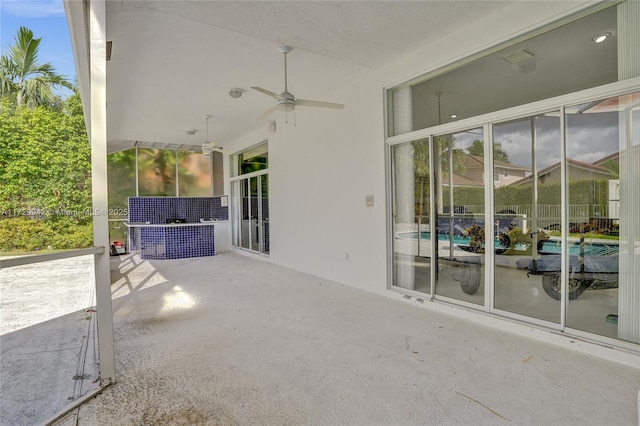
[
  {"xmin": 257, "ymin": 105, "xmax": 279, "ymax": 120},
  {"xmin": 202, "ymin": 141, "xmax": 230, "ymax": 155},
  {"xmin": 297, "ymin": 99, "xmax": 345, "ymax": 109},
  {"xmin": 251, "ymin": 87, "xmax": 282, "ymax": 100},
  {"xmin": 211, "ymin": 147, "xmax": 229, "ymax": 154}
]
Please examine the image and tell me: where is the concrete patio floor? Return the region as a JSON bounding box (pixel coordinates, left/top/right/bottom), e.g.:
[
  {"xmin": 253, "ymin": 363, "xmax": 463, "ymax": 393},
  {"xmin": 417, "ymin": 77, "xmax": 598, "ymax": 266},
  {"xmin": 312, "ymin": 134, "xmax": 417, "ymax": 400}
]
[{"xmin": 53, "ymin": 251, "xmax": 639, "ymax": 425}]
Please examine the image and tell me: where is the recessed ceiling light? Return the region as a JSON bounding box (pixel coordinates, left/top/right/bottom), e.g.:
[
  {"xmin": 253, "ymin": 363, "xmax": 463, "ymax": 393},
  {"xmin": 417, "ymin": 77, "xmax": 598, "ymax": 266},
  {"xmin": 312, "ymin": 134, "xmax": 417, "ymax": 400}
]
[{"xmin": 593, "ymin": 32, "xmax": 611, "ymax": 43}]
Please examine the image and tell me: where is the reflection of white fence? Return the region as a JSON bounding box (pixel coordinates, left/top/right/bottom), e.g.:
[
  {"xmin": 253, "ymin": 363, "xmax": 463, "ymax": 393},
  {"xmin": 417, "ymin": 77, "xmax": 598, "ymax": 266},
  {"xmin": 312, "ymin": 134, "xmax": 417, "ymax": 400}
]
[
  {"xmin": 496, "ymin": 204, "xmax": 614, "ymax": 229},
  {"xmin": 415, "ymin": 204, "xmax": 616, "ymax": 231}
]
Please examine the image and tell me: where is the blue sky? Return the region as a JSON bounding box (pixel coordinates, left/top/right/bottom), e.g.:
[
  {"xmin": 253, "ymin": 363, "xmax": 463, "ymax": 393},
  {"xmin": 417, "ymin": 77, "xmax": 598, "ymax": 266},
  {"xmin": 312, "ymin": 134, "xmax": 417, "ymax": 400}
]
[{"xmin": 1, "ymin": 0, "xmax": 75, "ymax": 97}]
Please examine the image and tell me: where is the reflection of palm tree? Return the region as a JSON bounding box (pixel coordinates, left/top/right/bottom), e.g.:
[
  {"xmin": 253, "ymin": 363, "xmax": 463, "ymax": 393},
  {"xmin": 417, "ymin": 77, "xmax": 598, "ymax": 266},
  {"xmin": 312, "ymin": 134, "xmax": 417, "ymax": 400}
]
[
  {"xmin": 413, "ymin": 140, "xmax": 429, "ymax": 225},
  {"xmin": 107, "ymin": 149, "xmax": 137, "ymax": 215},
  {"xmin": 136, "ymin": 148, "xmax": 176, "ymax": 195},
  {"xmin": 396, "ymin": 137, "xmax": 467, "ymax": 222},
  {"xmin": 153, "ymin": 150, "xmax": 174, "ymax": 193},
  {"xmin": 0, "ymin": 27, "xmax": 74, "ymax": 107},
  {"xmin": 467, "ymin": 139, "xmax": 510, "ymax": 163},
  {"xmin": 394, "ymin": 136, "xmax": 468, "ymax": 230},
  {"xmin": 434, "ymin": 135, "xmax": 466, "ymax": 214}
]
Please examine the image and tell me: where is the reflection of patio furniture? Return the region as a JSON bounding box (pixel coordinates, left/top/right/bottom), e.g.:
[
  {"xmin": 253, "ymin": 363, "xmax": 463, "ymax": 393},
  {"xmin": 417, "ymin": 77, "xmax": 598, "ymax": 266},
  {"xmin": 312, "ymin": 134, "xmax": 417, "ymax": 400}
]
[
  {"xmin": 523, "ymin": 254, "xmax": 618, "ymax": 300},
  {"xmin": 499, "ymin": 227, "xmax": 549, "ymax": 255},
  {"xmin": 457, "ymin": 225, "xmax": 548, "ymax": 256},
  {"xmin": 443, "ymin": 256, "xmax": 482, "ymax": 295},
  {"xmin": 589, "ymin": 217, "xmax": 616, "ymax": 234}
]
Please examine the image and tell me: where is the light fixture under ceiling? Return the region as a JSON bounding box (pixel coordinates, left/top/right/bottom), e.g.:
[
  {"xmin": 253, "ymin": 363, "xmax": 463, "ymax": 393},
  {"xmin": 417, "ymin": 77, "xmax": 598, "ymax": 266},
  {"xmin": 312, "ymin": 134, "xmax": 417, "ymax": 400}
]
[
  {"xmin": 201, "ymin": 115, "xmax": 227, "ymax": 155},
  {"xmin": 592, "ymin": 32, "xmax": 612, "ymax": 43},
  {"xmin": 201, "ymin": 115, "xmax": 213, "ymax": 156},
  {"xmin": 229, "ymin": 88, "xmax": 244, "ymax": 99}
]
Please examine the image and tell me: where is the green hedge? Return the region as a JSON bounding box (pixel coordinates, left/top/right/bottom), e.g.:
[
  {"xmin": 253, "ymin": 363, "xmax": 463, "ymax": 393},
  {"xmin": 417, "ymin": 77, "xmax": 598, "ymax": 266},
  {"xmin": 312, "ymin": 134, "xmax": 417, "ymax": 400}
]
[
  {"xmin": 437, "ymin": 179, "xmax": 610, "ymax": 208},
  {"xmin": 0, "ymin": 217, "xmax": 93, "ymax": 253}
]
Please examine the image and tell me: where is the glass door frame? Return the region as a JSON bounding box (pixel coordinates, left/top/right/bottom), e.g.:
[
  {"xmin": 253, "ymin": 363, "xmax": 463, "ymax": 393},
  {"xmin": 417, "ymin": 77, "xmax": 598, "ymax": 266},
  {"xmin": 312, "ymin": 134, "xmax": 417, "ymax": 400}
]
[
  {"xmin": 230, "ymin": 169, "xmax": 269, "ymax": 255},
  {"xmin": 431, "ymin": 128, "xmax": 490, "ymax": 309}
]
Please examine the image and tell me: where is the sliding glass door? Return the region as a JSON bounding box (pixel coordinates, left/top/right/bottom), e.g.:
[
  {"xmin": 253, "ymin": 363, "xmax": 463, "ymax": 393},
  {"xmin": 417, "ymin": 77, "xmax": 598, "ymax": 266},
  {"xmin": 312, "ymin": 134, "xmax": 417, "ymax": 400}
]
[
  {"xmin": 232, "ymin": 172, "xmax": 269, "ymax": 255},
  {"xmin": 390, "ymin": 127, "xmax": 487, "ymax": 305},
  {"xmin": 231, "ymin": 142, "xmax": 269, "ymax": 255},
  {"xmin": 433, "ymin": 128, "xmax": 485, "ymax": 306},
  {"xmin": 492, "ymin": 112, "xmax": 562, "ymax": 324},
  {"xmin": 565, "ymin": 93, "xmax": 638, "ymax": 342},
  {"xmin": 390, "ymin": 89, "xmax": 640, "ymax": 346},
  {"xmin": 392, "ymin": 139, "xmax": 432, "ymax": 293}
]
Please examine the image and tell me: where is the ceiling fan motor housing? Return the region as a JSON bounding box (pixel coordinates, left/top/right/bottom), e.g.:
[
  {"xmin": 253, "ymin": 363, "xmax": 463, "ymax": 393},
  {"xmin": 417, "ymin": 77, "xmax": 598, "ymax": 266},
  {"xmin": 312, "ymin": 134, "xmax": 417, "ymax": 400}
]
[
  {"xmin": 277, "ymin": 99, "xmax": 296, "ymax": 112},
  {"xmin": 277, "ymin": 89, "xmax": 296, "ymax": 111}
]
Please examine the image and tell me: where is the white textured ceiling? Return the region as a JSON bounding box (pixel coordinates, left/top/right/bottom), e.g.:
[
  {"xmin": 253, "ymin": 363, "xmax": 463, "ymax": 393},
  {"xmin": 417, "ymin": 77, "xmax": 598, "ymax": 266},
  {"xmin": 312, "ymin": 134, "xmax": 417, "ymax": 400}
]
[{"xmin": 104, "ymin": 0, "xmax": 516, "ymax": 150}]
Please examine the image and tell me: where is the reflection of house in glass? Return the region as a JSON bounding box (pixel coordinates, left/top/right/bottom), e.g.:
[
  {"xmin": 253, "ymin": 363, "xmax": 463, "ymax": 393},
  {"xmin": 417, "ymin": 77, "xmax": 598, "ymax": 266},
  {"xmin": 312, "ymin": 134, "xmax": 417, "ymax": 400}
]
[
  {"xmin": 441, "ymin": 154, "xmax": 532, "ymax": 188},
  {"xmin": 466, "ymin": 155, "xmax": 531, "ymax": 187},
  {"xmin": 511, "ymin": 157, "xmax": 618, "ymax": 186}
]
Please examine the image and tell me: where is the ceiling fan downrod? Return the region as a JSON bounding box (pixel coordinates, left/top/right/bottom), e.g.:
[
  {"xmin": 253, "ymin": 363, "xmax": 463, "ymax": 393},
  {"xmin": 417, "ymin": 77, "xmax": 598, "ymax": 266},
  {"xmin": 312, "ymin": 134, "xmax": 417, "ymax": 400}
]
[{"xmin": 282, "ymin": 46, "xmax": 289, "ymax": 93}]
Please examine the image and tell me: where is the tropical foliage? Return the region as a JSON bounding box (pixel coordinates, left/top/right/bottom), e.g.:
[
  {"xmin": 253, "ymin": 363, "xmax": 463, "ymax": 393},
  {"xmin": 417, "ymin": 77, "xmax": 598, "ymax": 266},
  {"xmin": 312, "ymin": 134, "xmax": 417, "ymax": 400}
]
[
  {"xmin": 466, "ymin": 139, "xmax": 509, "ymax": 162},
  {"xmin": 0, "ymin": 27, "xmax": 91, "ymax": 252},
  {"xmin": 0, "ymin": 26, "xmax": 74, "ymax": 108},
  {"xmin": 0, "ymin": 94, "xmax": 93, "ymax": 252},
  {"xmin": 0, "ymin": 26, "xmax": 93, "ymax": 253}
]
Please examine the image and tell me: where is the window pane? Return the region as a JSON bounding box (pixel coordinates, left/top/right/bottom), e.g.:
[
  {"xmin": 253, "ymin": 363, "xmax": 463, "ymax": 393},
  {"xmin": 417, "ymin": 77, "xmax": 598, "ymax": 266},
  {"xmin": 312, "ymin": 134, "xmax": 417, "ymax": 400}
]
[
  {"xmin": 232, "ymin": 142, "xmax": 268, "ymax": 177},
  {"xmin": 493, "ymin": 112, "xmax": 561, "ymax": 323},
  {"xmin": 231, "ymin": 180, "xmax": 241, "ymax": 247},
  {"xmin": 392, "ymin": 139, "xmax": 431, "ymax": 293},
  {"xmin": 178, "ymin": 151, "xmax": 211, "ymax": 196},
  {"xmin": 261, "ymin": 174, "xmax": 270, "ymax": 254},
  {"xmin": 565, "ymin": 93, "xmax": 639, "ymax": 344},
  {"xmin": 388, "ymin": 6, "xmax": 618, "ymax": 136},
  {"xmin": 107, "ymin": 148, "xmax": 136, "ymax": 220},
  {"xmin": 138, "ymin": 148, "xmax": 177, "ymax": 196},
  {"xmin": 434, "ymin": 128, "xmax": 485, "ymax": 305}
]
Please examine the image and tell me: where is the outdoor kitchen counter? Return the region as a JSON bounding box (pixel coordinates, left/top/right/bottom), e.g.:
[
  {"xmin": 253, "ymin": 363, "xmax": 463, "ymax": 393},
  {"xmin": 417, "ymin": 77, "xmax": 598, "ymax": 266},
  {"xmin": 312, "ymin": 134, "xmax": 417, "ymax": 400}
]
[
  {"xmin": 124, "ymin": 221, "xmax": 227, "ymax": 227},
  {"xmin": 124, "ymin": 222, "xmax": 219, "ymax": 260}
]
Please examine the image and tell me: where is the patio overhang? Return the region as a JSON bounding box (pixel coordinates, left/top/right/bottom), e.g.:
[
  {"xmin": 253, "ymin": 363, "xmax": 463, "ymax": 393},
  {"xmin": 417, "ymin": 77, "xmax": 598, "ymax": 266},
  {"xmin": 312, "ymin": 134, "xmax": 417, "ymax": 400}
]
[{"xmin": 65, "ymin": 0, "xmax": 528, "ymax": 152}]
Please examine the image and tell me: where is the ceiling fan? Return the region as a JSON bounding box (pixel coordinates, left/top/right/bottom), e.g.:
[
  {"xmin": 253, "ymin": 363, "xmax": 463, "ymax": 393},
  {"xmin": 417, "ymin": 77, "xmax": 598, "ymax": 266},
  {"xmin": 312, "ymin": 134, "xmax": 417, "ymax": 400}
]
[
  {"xmin": 201, "ymin": 115, "xmax": 227, "ymax": 155},
  {"xmin": 251, "ymin": 46, "xmax": 345, "ymax": 123}
]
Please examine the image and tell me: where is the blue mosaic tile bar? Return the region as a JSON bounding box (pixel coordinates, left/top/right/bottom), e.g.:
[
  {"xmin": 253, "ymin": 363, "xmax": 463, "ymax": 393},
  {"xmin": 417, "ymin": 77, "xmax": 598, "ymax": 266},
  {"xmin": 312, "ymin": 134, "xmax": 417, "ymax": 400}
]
[
  {"xmin": 127, "ymin": 196, "xmax": 227, "ymax": 259},
  {"xmin": 129, "ymin": 196, "xmax": 228, "ymax": 224},
  {"xmin": 138, "ymin": 225, "xmax": 215, "ymax": 260}
]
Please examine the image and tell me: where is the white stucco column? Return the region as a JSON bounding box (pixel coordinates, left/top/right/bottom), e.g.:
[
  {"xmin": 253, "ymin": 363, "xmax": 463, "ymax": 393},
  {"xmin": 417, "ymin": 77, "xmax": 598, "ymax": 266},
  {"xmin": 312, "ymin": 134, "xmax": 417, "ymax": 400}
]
[
  {"xmin": 89, "ymin": 0, "xmax": 116, "ymax": 383},
  {"xmin": 392, "ymin": 87, "xmax": 416, "ymax": 289}
]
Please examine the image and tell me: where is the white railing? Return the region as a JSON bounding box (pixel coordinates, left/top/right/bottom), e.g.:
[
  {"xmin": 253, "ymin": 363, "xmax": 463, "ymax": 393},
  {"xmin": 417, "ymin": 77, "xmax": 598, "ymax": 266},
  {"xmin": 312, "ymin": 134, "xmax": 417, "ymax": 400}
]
[{"xmin": 0, "ymin": 246, "xmax": 107, "ymax": 425}]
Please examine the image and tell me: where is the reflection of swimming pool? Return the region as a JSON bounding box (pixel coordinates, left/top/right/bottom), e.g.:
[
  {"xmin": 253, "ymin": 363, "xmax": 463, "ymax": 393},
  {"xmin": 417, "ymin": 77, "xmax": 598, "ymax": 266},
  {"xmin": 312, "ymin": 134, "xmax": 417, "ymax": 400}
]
[
  {"xmin": 398, "ymin": 230, "xmax": 471, "ymax": 245},
  {"xmin": 538, "ymin": 240, "xmax": 618, "ymax": 256},
  {"xmin": 399, "ymin": 231, "xmax": 619, "ymax": 256}
]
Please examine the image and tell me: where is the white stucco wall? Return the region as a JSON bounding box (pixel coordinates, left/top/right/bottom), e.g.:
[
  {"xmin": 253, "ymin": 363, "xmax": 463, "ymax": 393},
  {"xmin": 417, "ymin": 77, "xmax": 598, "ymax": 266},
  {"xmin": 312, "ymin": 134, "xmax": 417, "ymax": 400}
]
[{"xmin": 223, "ymin": 1, "xmax": 595, "ymax": 294}]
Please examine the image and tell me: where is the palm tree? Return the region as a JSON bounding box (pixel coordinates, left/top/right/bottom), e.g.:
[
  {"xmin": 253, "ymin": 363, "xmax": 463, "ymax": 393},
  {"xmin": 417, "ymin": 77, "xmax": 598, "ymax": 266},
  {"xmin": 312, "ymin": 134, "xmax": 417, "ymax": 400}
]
[{"xmin": 0, "ymin": 26, "xmax": 75, "ymax": 107}]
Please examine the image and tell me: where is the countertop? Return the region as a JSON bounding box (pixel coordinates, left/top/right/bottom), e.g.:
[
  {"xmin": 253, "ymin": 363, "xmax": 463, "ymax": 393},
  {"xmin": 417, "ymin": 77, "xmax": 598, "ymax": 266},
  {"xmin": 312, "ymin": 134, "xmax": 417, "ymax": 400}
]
[{"xmin": 124, "ymin": 221, "xmax": 226, "ymax": 227}]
